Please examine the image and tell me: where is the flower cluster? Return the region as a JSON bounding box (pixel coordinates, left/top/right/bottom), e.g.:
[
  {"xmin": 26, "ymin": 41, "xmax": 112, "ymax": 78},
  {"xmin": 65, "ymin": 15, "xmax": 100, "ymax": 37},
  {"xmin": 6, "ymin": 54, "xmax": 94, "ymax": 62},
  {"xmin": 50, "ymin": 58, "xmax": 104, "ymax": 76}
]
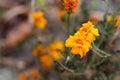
[
  {"xmin": 65, "ymin": 21, "xmax": 99, "ymax": 57},
  {"xmin": 33, "ymin": 40, "xmax": 64, "ymax": 69},
  {"xmin": 30, "ymin": 69, "xmax": 40, "ymax": 79},
  {"xmin": 40, "ymin": 55, "xmax": 53, "ymax": 69},
  {"xmin": 31, "ymin": 11, "xmax": 47, "ymax": 29},
  {"xmin": 33, "ymin": 44, "xmax": 46, "ymax": 57},
  {"xmin": 63, "ymin": 0, "xmax": 79, "ymax": 13},
  {"xmin": 19, "ymin": 72, "xmax": 27, "ymax": 80},
  {"xmin": 33, "ymin": 44, "xmax": 53, "ymax": 69},
  {"xmin": 19, "ymin": 69, "xmax": 40, "ymax": 80},
  {"xmin": 48, "ymin": 41, "xmax": 64, "ymax": 60}
]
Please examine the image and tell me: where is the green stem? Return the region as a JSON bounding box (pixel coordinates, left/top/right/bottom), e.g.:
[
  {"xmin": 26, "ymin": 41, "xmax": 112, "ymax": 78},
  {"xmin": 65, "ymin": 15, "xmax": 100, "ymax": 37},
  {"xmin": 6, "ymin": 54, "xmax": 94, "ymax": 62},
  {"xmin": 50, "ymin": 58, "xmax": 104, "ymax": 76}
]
[
  {"xmin": 97, "ymin": 22, "xmax": 108, "ymax": 48},
  {"xmin": 92, "ymin": 48, "xmax": 106, "ymax": 57},
  {"xmin": 97, "ymin": 0, "xmax": 110, "ymax": 47},
  {"xmin": 56, "ymin": 61, "xmax": 84, "ymax": 76},
  {"xmin": 56, "ymin": 61, "xmax": 74, "ymax": 73},
  {"xmin": 86, "ymin": 48, "xmax": 106, "ymax": 69},
  {"xmin": 65, "ymin": 54, "xmax": 75, "ymax": 65},
  {"xmin": 97, "ymin": 36, "xmax": 105, "ymax": 48},
  {"xmin": 92, "ymin": 42, "xmax": 111, "ymax": 57},
  {"xmin": 104, "ymin": 22, "xmax": 108, "ymax": 30},
  {"xmin": 66, "ymin": 12, "xmax": 71, "ymax": 35}
]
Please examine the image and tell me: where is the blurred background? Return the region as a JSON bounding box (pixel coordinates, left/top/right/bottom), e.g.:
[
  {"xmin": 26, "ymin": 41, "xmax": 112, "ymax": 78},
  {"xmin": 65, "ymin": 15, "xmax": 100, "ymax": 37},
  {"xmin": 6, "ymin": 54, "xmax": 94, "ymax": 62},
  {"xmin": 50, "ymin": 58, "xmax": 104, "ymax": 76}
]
[{"xmin": 0, "ymin": 0, "xmax": 120, "ymax": 80}]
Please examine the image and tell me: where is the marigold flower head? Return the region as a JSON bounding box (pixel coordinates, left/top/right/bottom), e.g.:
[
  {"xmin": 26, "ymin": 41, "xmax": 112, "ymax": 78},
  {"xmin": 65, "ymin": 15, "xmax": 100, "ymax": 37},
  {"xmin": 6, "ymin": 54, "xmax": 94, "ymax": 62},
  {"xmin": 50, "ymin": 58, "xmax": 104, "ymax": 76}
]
[
  {"xmin": 19, "ymin": 72, "xmax": 28, "ymax": 80},
  {"xmin": 63, "ymin": 0, "xmax": 79, "ymax": 13},
  {"xmin": 90, "ymin": 15, "xmax": 100, "ymax": 24},
  {"xmin": 66, "ymin": 35, "xmax": 91, "ymax": 57},
  {"xmin": 65, "ymin": 21, "xmax": 99, "ymax": 57},
  {"xmin": 30, "ymin": 68, "xmax": 40, "ymax": 79},
  {"xmin": 48, "ymin": 41, "xmax": 64, "ymax": 60},
  {"xmin": 58, "ymin": 10, "xmax": 65, "ymax": 19},
  {"xmin": 79, "ymin": 21, "xmax": 100, "ymax": 42},
  {"xmin": 106, "ymin": 15, "xmax": 112, "ymax": 23},
  {"xmin": 48, "ymin": 41, "xmax": 64, "ymax": 52},
  {"xmin": 33, "ymin": 44, "xmax": 46, "ymax": 57},
  {"xmin": 31, "ymin": 11, "xmax": 47, "ymax": 29},
  {"xmin": 40, "ymin": 55, "xmax": 53, "ymax": 69},
  {"xmin": 114, "ymin": 16, "xmax": 120, "ymax": 27},
  {"xmin": 89, "ymin": 11, "xmax": 104, "ymax": 24},
  {"xmin": 49, "ymin": 51, "xmax": 63, "ymax": 60}
]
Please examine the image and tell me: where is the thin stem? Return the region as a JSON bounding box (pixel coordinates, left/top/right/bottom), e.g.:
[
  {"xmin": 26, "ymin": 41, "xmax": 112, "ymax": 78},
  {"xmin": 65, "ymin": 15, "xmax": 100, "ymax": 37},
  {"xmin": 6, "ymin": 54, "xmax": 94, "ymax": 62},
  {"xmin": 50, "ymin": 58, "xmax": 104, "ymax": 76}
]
[
  {"xmin": 64, "ymin": 56, "xmax": 70, "ymax": 65},
  {"xmin": 92, "ymin": 42, "xmax": 111, "ymax": 57},
  {"xmin": 56, "ymin": 61, "xmax": 84, "ymax": 76},
  {"xmin": 104, "ymin": 22, "xmax": 108, "ymax": 30},
  {"xmin": 91, "ymin": 48, "xmax": 106, "ymax": 57},
  {"xmin": 97, "ymin": 36, "xmax": 105, "ymax": 48},
  {"xmin": 56, "ymin": 61, "xmax": 74, "ymax": 73},
  {"xmin": 66, "ymin": 12, "xmax": 71, "ymax": 35},
  {"xmin": 64, "ymin": 54, "xmax": 75, "ymax": 65},
  {"xmin": 97, "ymin": 0, "xmax": 110, "ymax": 47},
  {"xmin": 97, "ymin": 21, "xmax": 108, "ymax": 47}
]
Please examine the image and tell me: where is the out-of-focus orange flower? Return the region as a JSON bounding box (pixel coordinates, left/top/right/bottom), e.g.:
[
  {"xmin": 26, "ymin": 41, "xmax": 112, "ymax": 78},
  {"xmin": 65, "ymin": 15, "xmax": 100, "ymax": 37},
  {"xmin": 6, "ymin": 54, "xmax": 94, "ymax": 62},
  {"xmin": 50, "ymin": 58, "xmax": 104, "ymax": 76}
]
[
  {"xmin": 48, "ymin": 41, "xmax": 64, "ymax": 52},
  {"xmin": 106, "ymin": 15, "xmax": 112, "ymax": 23},
  {"xmin": 63, "ymin": 0, "xmax": 79, "ymax": 13},
  {"xmin": 40, "ymin": 55, "xmax": 53, "ymax": 69},
  {"xmin": 48, "ymin": 41, "xmax": 64, "ymax": 60},
  {"xmin": 30, "ymin": 68, "xmax": 40, "ymax": 79},
  {"xmin": 33, "ymin": 44, "xmax": 46, "ymax": 57},
  {"xmin": 49, "ymin": 51, "xmax": 63, "ymax": 60},
  {"xmin": 90, "ymin": 15, "xmax": 100, "ymax": 25},
  {"xmin": 114, "ymin": 16, "xmax": 120, "ymax": 27},
  {"xmin": 65, "ymin": 21, "xmax": 99, "ymax": 57},
  {"xmin": 31, "ymin": 11, "xmax": 47, "ymax": 29},
  {"xmin": 58, "ymin": 10, "xmax": 65, "ymax": 19},
  {"xmin": 89, "ymin": 12, "xmax": 104, "ymax": 24},
  {"xmin": 19, "ymin": 72, "xmax": 28, "ymax": 80}
]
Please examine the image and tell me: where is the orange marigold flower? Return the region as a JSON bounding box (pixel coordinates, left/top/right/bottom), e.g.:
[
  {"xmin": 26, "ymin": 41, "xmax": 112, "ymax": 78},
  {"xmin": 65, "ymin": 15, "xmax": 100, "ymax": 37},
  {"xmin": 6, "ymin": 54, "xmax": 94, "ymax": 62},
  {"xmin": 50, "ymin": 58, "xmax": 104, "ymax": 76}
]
[
  {"xmin": 65, "ymin": 21, "xmax": 99, "ymax": 57},
  {"xmin": 33, "ymin": 44, "xmax": 46, "ymax": 57},
  {"xmin": 31, "ymin": 11, "xmax": 47, "ymax": 29},
  {"xmin": 106, "ymin": 15, "xmax": 112, "ymax": 23},
  {"xmin": 30, "ymin": 68, "xmax": 40, "ymax": 79},
  {"xmin": 49, "ymin": 51, "xmax": 63, "ymax": 60},
  {"xmin": 19, "ymin": 72, "xmax": 28, "ymax": 80},
  {"xmin": 58, "ymin": 10, "xmax": 65, "ymax": 19},
  {"xmin": 40, "ymin": 55, "xmax": 53, "ymax": 69},
  {"xmin": 63, "ymin": 0, "xmax": 79, "ymax": 13},
  {"xmin": 114, "ymin": 16, "xmax": 120, "ymax": 27},
  {"xmin": 48, "ymin": 41, "xmax": 64, "ymax": 52},
  {"xmin": 89, "ymin": 11, "xmax": 104, "ymax": 24},
  {"xmin": 48, "ymin": 41, "xmax": 64, "ymax": 60},
  {"xmin": 90, "ymin": 15, "xmax": 100, "ymax": 24},
  {"xmin": 79, "ymin": 21, "xmax": 99, "ymax": 42}
]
